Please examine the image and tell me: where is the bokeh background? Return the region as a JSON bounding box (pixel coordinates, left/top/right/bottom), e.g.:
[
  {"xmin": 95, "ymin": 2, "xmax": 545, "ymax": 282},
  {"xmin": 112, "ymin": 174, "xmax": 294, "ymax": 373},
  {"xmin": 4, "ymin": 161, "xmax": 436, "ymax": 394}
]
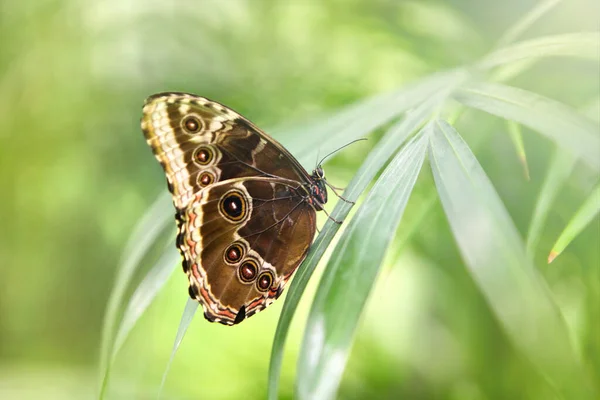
[{"xmin": 1, "ymin": 0, "xmax": 598, "ymax": 399}]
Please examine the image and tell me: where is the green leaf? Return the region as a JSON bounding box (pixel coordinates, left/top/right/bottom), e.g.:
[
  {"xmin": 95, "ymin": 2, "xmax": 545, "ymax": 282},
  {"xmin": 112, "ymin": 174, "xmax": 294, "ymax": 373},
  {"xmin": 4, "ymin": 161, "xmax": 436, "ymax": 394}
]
[
  {"xmin": 490, "ymin": 58, "xmax": 538, "ymax": 83},
  {"xmin": 481, "ymin": 32, "xmax": 600, "ymax": 69},
  {"xmin": 98, "ymin": 192, "xmax": 173, "ymax": 398},
  {"xmin": 158, "ymin": 298, "xmax": 199, "ymax": 399},
  {"xmin": 494, "ymin": 0, "xmax": 563, "ymax": 48},
  {"xmin": 454, "ymin": 82, "xmax": 600, "ymax": 171},
  {"xmin": 429, "ymin": 120, "xmax": 593, "ymax": 399},
  {"xmin": 526, "ymin": 150, "xmax": 577, "ymax": 255},
  {"xmin": 111, "ymin": 245, "xmax": 179, "ymax": 366},
  {"xmin": 295, "ymin": 128, "xmax": 428, "ymax": 400},
  {"xmin": 274, "ymin": 69, "xmax": 469, "ymax": 165},
  {"xmin": 506, "ymin": 120, "xmax": 530, "ymax": 180},
  {"xmin": 548, "ymin": 184, "xmax": 600, "ymax": 263},
  {"xmin": 583, "ymin": 96, "xmax": 600, "ymax": 123},
  {"xmin": 267, "ymin": 70, "xmax": 468, "ymax": 400},
  {"xmin": 394, "ymin": 186, "xmax": 438, "ymax": 252}
]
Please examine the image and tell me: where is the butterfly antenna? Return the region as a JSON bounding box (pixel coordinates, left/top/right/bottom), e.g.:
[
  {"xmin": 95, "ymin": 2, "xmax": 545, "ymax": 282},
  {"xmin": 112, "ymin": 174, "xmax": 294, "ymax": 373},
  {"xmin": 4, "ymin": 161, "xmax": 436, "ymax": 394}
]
[
  {"xmin": 317, "ymin": 138, "xmax": 367, "ymax": 167},
  {"xmin": 315, "ymin": 147, "xmax": 321, "ymax": 170}
]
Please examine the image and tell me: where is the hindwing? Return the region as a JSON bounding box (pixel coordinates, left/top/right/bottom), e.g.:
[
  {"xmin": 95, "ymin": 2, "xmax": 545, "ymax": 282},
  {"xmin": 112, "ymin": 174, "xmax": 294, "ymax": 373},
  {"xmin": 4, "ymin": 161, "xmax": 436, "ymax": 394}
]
[{"xmin": 178, "ymin": 177, "xmax": 316, "ymax": 325}]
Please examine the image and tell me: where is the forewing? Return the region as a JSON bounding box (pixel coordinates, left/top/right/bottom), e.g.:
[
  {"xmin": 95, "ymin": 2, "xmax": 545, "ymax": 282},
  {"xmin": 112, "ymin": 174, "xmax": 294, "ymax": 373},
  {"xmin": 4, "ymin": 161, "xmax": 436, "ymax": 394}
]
[
  {"xmin": 141, "ymin": 92, "xmax": 310, "ymax": 209},
  {"xmin": 177, "ymin": 177, "xmax": 316, "ymax": 325}
]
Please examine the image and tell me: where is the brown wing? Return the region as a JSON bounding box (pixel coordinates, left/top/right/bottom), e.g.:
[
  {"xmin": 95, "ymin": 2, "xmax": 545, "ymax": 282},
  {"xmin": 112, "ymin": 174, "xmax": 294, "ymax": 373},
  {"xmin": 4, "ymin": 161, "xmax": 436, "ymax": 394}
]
[
  {"xmin": 177, "ymin": 177, "xmax": 316, "ymax": 325},
  {"xmin": 141, "ymin": 92, "xmax": 311, "ymax": 209}
]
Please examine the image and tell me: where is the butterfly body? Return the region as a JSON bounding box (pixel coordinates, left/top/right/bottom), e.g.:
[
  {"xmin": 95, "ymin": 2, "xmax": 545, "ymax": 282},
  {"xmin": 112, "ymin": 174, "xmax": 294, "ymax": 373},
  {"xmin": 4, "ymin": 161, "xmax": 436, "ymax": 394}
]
[{"xmin": 141, "ymin": 92, "xmax": 327, "ymax": 325}]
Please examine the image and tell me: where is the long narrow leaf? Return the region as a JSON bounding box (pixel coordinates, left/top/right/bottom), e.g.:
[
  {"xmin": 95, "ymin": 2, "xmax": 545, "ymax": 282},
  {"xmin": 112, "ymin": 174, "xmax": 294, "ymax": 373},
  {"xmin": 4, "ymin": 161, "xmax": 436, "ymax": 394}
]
[
  {"xmin": 295, "ymin": 130, "xmax": 428, "ymax": 400},
  {"xmin": 266, "ymin": 69, "xmax": 469, "ymax": 400},
  {"xmin": 99, "ymin": 192, "xmax": 173, "ymax": 397},
  {"xmin": 111, "ymin": 244, "xmax": 180, "ymax": 363},
  {"xmin": 548, "ymin": 184, "xmax": 600, "ymax": 263},
  {"xmin": 481, "ymin": 32, "xmax": 600, "ymax": 69},
  {"xmin": 526, "ymin": 150, "xmax": 577, "ymax": 255},
  {"xmin": 429, "ymin": 120, "xmax": 593, "ymax": 399},
  {"xmin": 158, "ymin": 298, "xmax": 199, "ymax": 399},
  {"xmin": 583, "ymin": 97, "xmax": 600, "ymax": 122},
  {"xmin": 275, "ymin": 69, "xmax": 468, "ymax": 165},
  {"xmin": 494, "ymin": 0, "xmax": 563, "ymax": 48},
  {"xmin": 506, "ymin": 121, "xmax": 530, "ymax": 180},
  {"xmin": 454, "ymin": 82, "xmax": 600, "ymax": 171}
]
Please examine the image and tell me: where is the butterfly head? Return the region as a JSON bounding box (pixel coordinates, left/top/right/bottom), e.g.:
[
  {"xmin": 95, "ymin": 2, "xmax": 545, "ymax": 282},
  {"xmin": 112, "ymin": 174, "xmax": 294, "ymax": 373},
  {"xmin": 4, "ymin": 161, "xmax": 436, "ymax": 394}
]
[{"xmin": 309, "ymin": 166, "xmax": 328, "ymax": 208}]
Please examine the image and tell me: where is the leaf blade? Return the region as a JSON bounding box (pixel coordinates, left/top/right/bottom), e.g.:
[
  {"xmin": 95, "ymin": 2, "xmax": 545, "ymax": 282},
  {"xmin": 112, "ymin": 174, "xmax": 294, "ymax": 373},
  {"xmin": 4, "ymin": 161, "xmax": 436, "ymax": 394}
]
[
  {"xmin": 111, "ymin": 244, "xmax": 180, "ymax": 363},
  {"xmin": 158, "ymin": 298, "xmax": 199, "ymax": 399},
  {"xmin": 266, "ymin": 69, "xmax": 469, "ymax": 400},
  {"xmin": 494, "ymin": 0, "xmax": 563, "ymax": 48},
  {"xmin": 481, "ymin": 32, "xmax": 600, "ymax": 69},
  {"xmin": 275, "ymin": 69, "xmax": 469, "ymax": 165},
  {"xmin": 454, "ymin": 82, "xmax": 600, "ymax": 171},
  {"xmin": 429, "ymin": 120, "xmax": 593, "ymax": 399},
  {"xmin": 506, "ymin": 120, "xmax": 530, "ymax": 180},
  {"xmin": 549, "ymin": 184, "xmax": 600, "ymax": 263},
  {"xmin": 295, "ymin": 129, "xmax": 429, "ymax": 400},
  {"xmin": 98, "ymin": 192, "xmax": 173, "ymax": 398},
  {"xmin": 526, "ymin": 150, "xmax": 577, "ymax": 255}
]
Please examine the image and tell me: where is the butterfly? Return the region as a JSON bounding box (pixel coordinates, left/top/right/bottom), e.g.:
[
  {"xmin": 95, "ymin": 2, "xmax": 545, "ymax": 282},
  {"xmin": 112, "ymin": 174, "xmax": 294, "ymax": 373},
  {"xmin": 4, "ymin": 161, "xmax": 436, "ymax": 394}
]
[{"xmin": 141, "ymin": 92, "xmax": 344, "ymax": 325}]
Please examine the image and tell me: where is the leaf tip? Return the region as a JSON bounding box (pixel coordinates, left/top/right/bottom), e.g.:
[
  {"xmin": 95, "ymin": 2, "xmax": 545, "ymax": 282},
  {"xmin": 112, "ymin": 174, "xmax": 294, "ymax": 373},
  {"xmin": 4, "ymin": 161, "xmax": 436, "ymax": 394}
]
[
  {"xmin": 519, "ymin": 155, "xmax": 531, "ymax": 181},
  {"xmin": 547, "ymin": 250, "xmax": 559, "ymax": 263}
]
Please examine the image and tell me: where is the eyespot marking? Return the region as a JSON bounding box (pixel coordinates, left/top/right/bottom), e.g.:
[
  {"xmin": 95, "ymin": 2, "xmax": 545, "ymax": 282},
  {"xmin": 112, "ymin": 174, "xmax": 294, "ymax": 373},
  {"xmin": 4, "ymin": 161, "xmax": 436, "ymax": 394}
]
[
  {"xmin": 219, "ymin": 190, "xmax": 247, "ymax": 222},
  {"xmin": 224, "ymin": 243, "xmax": 245, "ymax": 264},
  {"xmin": 239, "ymin": 260, "xmax": 258, "ymax": 283},
  {"xmin": 193, "ymin": 146, "xmax": 213, "ymax": 165},
  {"xmin": 257, "ymin": 271, "xmax": 274, "ymax": 292},
  {"xmin": 198, "ymin": 172, "xmax": 214, "ymax": 187},
  {"xmin": 182, "ymin": 115, "xmax": 203, "ymax": 133}
]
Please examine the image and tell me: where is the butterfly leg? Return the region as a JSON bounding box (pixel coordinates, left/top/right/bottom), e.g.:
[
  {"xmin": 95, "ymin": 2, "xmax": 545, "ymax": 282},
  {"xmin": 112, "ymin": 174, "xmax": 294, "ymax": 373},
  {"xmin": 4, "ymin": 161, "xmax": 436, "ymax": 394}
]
[
  {"xmin": 320, "ymin": 207, "xmax": 343, "ymax": 224},
  {"xmin": 326, "ymin": 183, "xmax": 355, "ymax": 205},
  {"xmin": 326, "ymin": 182, "xmax": 345, "ymax": 190}
]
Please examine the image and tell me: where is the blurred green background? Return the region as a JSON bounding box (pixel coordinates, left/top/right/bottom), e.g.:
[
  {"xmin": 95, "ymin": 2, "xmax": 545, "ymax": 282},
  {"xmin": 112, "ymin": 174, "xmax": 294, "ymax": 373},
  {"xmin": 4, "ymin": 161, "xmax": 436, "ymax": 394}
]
[{"xmin": 1, "ymin": 0, "xmax": 598, "ymax": 399}]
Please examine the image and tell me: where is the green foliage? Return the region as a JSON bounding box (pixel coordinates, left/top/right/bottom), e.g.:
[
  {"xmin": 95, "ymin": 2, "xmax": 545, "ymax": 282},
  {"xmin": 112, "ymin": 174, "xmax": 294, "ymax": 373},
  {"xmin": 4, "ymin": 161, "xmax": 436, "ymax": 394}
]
[
  {"xmin": 548, "ymin": 184, "xmax": 600, "ymax": 263},
  {"xmin": 1, "ymin": 1, "xmax": 598, "ymax": 399}
]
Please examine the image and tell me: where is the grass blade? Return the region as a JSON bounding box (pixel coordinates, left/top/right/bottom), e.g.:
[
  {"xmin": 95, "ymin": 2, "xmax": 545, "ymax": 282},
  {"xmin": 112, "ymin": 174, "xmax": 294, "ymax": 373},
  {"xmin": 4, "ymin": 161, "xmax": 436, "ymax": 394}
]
[
  {"xmin": 99, "ymin": 192, "xmax": 173, "ymax": 398},
  {"xmin": 429, "ymin": 120, "xmax": 593, "ymax": 399},
  {"xmin": 548, "ymin": 184, "xmax": 600, "ymax": 263},
  {"xmin": 266, "ymin": 80, "xmax": 465, "ymax": 399},
  {"xmin": 482, "ymin": 32, "xmax": 600, "ymax": 69},
  {"xmin": 296, "ymin": 129, "xmax": 429, "ymax": 400},
  {"xmin": 158, "ymin": 298, "xmax": 199, "ymax": 399},
  {"xmin": 583, "ymin": 97, "xmax": 600, "ymax": 122},
  {"xmin": 495, "ymin": 0, "xmax": 563, "ymax": 48},
  {"xmin": 526, "ymin": 150, "xmax": 577, "ymax": 255},
  {"xmin": 275, "ymin": 69, "xmax": 468, "ymax": 165},
  {"xmin": 454, "ymin": 82, "xmax": 600, "ymax": 171},
  {"xmin": 506, "ymin": 121, "xmax": 530, "ymax": 180},
  {"xmin": 111, "ymin": 244, "xmax": 180, "ymax": 364}
]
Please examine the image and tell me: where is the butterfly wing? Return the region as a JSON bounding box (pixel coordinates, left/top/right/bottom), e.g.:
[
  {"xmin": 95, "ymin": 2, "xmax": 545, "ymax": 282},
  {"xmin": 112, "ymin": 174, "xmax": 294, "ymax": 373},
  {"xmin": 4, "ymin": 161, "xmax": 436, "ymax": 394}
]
[
  {"xmin": 178, "ymin": 177, "xmax": 316, "ymax": 325},
  {"xmin": 141, "ymin": 92, "xmax": 311, "ymax": 209}
]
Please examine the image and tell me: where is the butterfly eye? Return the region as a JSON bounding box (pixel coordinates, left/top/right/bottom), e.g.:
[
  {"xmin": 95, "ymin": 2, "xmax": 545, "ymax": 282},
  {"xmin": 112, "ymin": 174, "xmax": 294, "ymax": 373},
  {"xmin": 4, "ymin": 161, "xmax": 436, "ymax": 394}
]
[
  {"xmin": 198, "ymin": 172, "xmax": 214, "ymax": 187},
  {"xmin": 193, "ymin": 146, "xmax": 213, "ymax": 165},
  {"xmin": 219, "ymin": 190, "xmax": 247, "ymax": 222},
  {"xmin": 256, "ymin": 271, "xmax": 274, "ymax": 292},
  {"xmin": 224, "ymin": 243, "xmax": 245, "ymax": 264},
  {"xmin": 182, "ymin": 115, "xmax": 203, "ymax": 133},
  {"xmin": 238, "ymin": 260, "xmax": 258, "ymax": 283}
]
